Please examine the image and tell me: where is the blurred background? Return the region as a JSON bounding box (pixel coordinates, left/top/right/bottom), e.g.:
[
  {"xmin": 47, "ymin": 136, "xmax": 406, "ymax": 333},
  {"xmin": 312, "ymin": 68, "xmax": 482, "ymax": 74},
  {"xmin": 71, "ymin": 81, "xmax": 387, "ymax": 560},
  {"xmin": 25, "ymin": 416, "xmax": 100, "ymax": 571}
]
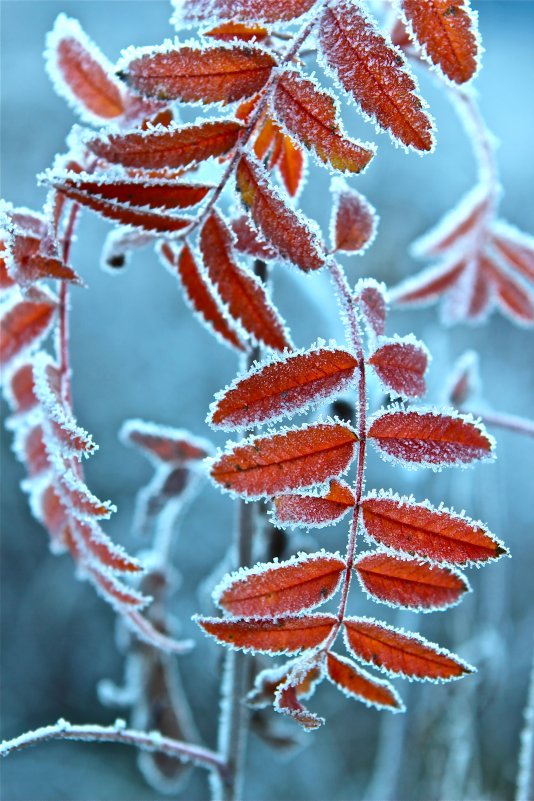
[{"xmin": 1, "ymin": 1, "xmax": 533, "ymax": 799}]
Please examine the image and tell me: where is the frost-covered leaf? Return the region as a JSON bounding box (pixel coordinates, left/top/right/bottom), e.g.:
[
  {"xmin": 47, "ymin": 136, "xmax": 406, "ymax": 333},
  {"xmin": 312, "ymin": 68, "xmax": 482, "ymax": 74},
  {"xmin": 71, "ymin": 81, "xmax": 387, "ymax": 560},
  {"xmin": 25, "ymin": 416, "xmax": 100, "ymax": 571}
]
[
  {"xmin": 72, "ymin": 518, "xmax": 143, "ymax": 574},
  {"xmin": 491, "ymin": 220, "xmax": 534, "ymax": 283},
  {"xmin": 45, "ymin": 14, "xmax": 126, "ymax": 123},
  {"xmin": 119, "ymin": 43, "xmax": 276, "ymax": 104},
  {"xmin": 368, "ymin": 407, "xmax": 495, "ymax": 468},
  {"xmin": 208, "ymin": 344, "xmax": 359, "ymax": 431},
  {"xmin": 236, "ymin": 155, "xmax": 326, "ymax": 272},
  {"xmin": 272, "ymin": 68, "xmax": 374, "ymax": 175},
  {"xmin": 440, "ymin": 258, "xmax": 493, "ymax": 326},
  {"xmin": 484, "ymin": 257, "xmax": 534, "ymax": 327},
  {"xmin": 326, "ymin": 651, "xmax": 403, "ymax": 711},
  {"xmin": 274, "ymin": 666, "xmax": 324, "ymax": 731},
  {"xmin": 120, "ymin": 419, "xmax": 212, "ymax": 465},
  {"xmin": 160, "ymin": 243, "xmax": 245, "ymax": 352},
  {"xmin": 214, "ymin": 551, "xmax": 345, "ymax": 617},
  {"xmin": 52, "ymin": 452, "xmax": 116, "ymax": 521},
  {"xmin": 203, "ymin": 21, "xmax": 269, "ymax": 42},
  {"xmin": 390, "ymin": 257, "xmax": 466, "ymax": 308},
  {"xmin": 277, "ymin": 134, "xmax": 306, "ymax": 199},
  {"xmin": 230, "ymin": 214, "xmax": 278, "ymax": 261},
  {"xmin": 247, "ymin": 658, "xmax": 323, "ymax": 709},
  {"xmin": 85, "ymin": 120, "xmax": 244, "ymax": 170},
  {"xmin": 330, "ymin": 179, "xmax": 377, "ymax": 254},
  {"xmin": 3, "ymin": 362, "xmax": 38, "ymax": 413},
  {"xmin": 1, "ymin": 245, "xmax": 16, "ymax": 290},
  {"xmin": 343, "ymin": 617, "xmax": 474, "ymax": 681},
  {"xmin": 209, "ymin": 421, "xmax": 358, "ymax": 500},
  {"xmin": 196, "ymin": 613, "xmax": 337, "ymax": 654},
  {"xmin": 446, "ymin": 350, "xmax": 480, "ymax": 408},
  {"xmin": 361, "ymin": 492, "xmax": 508, "ymax": 566},
  {"xmin": 354, "ymin": 551, "xmax": 469, "ymax": 611},
  {"xmin": 400, "ymin": 0, "xmax": 480, "ymax": 84},
  {"xmin": 355, "ymin": 278, "xmax": 388, "ymax": 337},
  {"xmin": 319, "ymin": 0, "xmax": 434, "ymax": 151},
  {"xmin": 272, "ymin": 479, "xmax": 355, "ymax": 529},
  {"xmin": 17, "ymin": 424, "xmax": 49, "ymax": 476},
  {"xmin": 7, "ymin": 232, "xmax": 82, "ymax": 287},
  {"xmin": 0, "ymin": 292, "xmax": 57, "ymax": 367},
  {"xmin": 368, "ymin": 335, "xmax": 429, "ymax": 399},
  {"xmin": 175, "ymin": 0, "xmax": 317, "ymax": 24},
  {"xmin": 200, "ymin": 212, "xmax": 291, "ymax": 350}
]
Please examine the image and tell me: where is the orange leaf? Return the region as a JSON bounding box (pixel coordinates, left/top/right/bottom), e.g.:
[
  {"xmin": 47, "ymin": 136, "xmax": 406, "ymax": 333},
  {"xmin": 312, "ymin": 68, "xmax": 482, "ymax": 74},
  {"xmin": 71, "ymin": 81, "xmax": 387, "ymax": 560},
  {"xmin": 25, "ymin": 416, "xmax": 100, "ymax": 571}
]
[
  {"xmin": 368, "ymin": 335, "xmax": 429, "ymax": 399},
  {"xmin": 326, "ymin": 651, "xmax": 403, "ymax": 711},
  {"xmin": 214, "ymin": 552, "xmax": 345, "ymax": 617},
  {"xmin": 277, "ymin": 135, "xmax": 306, "ymax": 198},
  {"xmin": 247, "ymin": 659, "xmax": 323, "ymax": 708},
  {"xmin": 400, "ymin": 0, "xmax": 480, "ymax": 84},
  {"xmin": 200, "ymin": 212, "xmax": 291, "ymax": 350},
  {"xmin": 273, "ymin": 479, "xmax": 356, "ymax": 529},
  {"xmin": 203, "ymin": 21, "xmax": 269, "ymax": 42},
  {"xmin": 274, "ymin": 670, "xmax": 324, "ymax": 731},
  {"xmin": 331, "ymin": 181, "xmax": 377, "ymax": 253},
  {"xmin": 120, "ymin": 44, "xmax": 277, "ymax": 104},
  {"xmin": 343, "ymin": 617, "xmax": 474, "ymax": 681},
  {"xmin": 354, "ymin": 551, "xmax": 469, "ymax": 611},
  {"xmin": 50, "ymin": 174, "xmax": 212, "ymax": 210},
  {"xmin": 120, "ymin": 419, "xmax": 212, "ymax": 465},
  {"xmin": 8, "ymin": 232, "xmax": 82, "ymax": 287},
  {"xmin": 86, "ymin": 120, "xmax": 244, "ymax": 170},
  {"xmin": 230, "ymin": 214, "xmax": 278, "ymax": 261},
  {"xmin": 178, "ymin": 0, "xmax": 317, "ymax": 23},
  {"xmin": 483, "ymin": 257, "xmax": 534, "ymax": 327},
  {"xmin": 73, "ymin": 518, "xmax": 143, "ymax": 574},
  {"xmin": 161, "ymin": 243, "xmax": 245, "ymax": 352},
  {"xmin": 355, "ymin": 278, "xmax": 387, "ymax": 336},
  {"xmin": 208, "ymin": 345, "xmax": 359, "ymax": 430},
  {"xmin": 273, "ymin": 69, "xmax": 374, "ymax": 174},
  {"xmin": 19, "ymin": 424, "xmax": 49, "ymax": 476},
  {"xmin": 491, "ymin": 220, "xmax": 534, "ymax": 283},
  {"xmin": 361, "ymin": 493, "xmax": 507, "ymax": 566},
  {"xmin": 196, "ymin": 613, "xmax": 337, "ymax": 654},
  {"xmin": 368, "ymin": 408, "xmax": 495, "ymax": 467},
  {"xmin": 45, "ymin": 14, "xmax": 125, "ymax": 122},
  {"xmin": 0, "ymin": 294, "xmax": 57, "ymax": 366},
  {"xmin": 319, "ymin": 0, "xmax": 434, "ymax": 151},
  {"xmin": 236, "ymin": 155, "xmax": 325, "ymax": 272},
  {"xmin": 210, "ymin": 421, "xmax": 358, "ymax": 499},
  {"xmin": 391, "ymin": 256, "xmax": 466, "ymax": 307},
  {"xmin": 5, "ymin": 362, "xmax": 38, "ymax": 413}
]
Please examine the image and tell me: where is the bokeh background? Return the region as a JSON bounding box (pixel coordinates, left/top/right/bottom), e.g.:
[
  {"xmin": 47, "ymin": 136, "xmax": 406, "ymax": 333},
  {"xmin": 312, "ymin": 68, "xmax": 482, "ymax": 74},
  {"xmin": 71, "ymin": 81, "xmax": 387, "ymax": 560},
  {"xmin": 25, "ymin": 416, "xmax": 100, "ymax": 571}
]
[{"xmin": 1, "ymin": 2, "xmax": 533, "ymax": 799}]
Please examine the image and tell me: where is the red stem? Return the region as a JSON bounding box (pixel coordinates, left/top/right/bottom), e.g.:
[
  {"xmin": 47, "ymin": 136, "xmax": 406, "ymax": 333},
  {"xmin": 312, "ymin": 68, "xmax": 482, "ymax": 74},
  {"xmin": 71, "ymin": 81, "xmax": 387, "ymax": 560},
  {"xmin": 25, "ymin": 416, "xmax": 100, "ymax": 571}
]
[{"xmin": 57, "ymin": 201, "xmax": 80, "ymax": 407}]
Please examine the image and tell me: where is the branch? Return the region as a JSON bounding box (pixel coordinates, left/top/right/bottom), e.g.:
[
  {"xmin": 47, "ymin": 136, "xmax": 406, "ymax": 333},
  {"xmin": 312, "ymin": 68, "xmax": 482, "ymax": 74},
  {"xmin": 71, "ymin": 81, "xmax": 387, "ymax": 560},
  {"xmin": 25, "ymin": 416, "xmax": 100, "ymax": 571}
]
[{"xmin": 0, "ymin": 720, "xmax": 226, "ymax": 776}]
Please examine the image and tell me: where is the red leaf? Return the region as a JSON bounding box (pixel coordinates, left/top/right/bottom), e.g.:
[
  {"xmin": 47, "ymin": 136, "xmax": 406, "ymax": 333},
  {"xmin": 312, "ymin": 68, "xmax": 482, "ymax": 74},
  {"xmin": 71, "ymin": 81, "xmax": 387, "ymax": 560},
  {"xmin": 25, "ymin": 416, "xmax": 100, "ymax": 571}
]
[
  {"xmin": 446, "ymin": 350, "xmax": 480, "ymax": 408},
  {"xmin": 230, "ymin": 214, "xmax": 278, "ymax": 261},
  {"xmin": 45, "ymin": 14, "xmax": 126, "ymax": 122},
  {"xmin": 214, "ymin": 552, "xmax": 345, "ymax": 617},
  {"xmin": 361, "ymin": 493, "xmax": 507, "ymax": 566},
  {"xmin": 120, "ymin": 44, "xmax": 277, "ymax": 104},
  {"xmin": 1, "ymin": 245, "xmax": 16, "ymax": 291},
  {"xmin": 331, "ymin": 181, "xmax": 377, "ymax": 253},
  {"xmin": 273, "ymin": 479, "xmax": 355, "ymax": 529},
  {"xmin": 5, "ymin": 362, "xmax": 38, "ymax": 413},
  {"xmin": 20, "ymin": 424, "xmax": 49, "ymax": 476},
  {"xmin": 368, "ymin": 336, "xmax": 429, "ymax": 399},
  {"xmin": 7, "ymin": 232, "xmax": 82, "ymax": 287},
  {"xmin": 73, "ymin": 518, "xmax": 142, "ymax": 574},
  {"xmin": 177, "ymin": 0, "xmax": 317, "ymax": 23},
  {"xmin": 277, "ymin": 134, "xmax": 306, "ymax": 198},
  {"xmin": 236, "ymin": 155, "xmax": 325, "ymax": 272},
  {"xmin": 274, "ymin": 670, "xmax": 324, "ymax": 731},
  {"xmin": 0, "ymin": 293, "xmax": 57, "ymax": 367},
  {"xmin": 391, "ymin": 257, "xmax": 466, "ymax": 307},
  {"xmin": 400, "ymin": 0, "xmax": 480, "ymax": 84},
  {"xmin": 354, "ymin": 551, "xmax": 469, "ymax": 611},
  {"xmin": 491, "ymin": 220, "xmax": 534, "ymax": 283},
  {"xmin": 355, "ymin": 279, "xmax": 388, "ymax": 336},
  {"xmin": 210, "ymin": 421, "xmax": 358, "ymax": 499},
  {"xmin": 368, "ymin": 408, "xmax": 494, "ymax": 467},
  {"xmin": 196, "ymin": 613, "xmax": 337, "ymax": 654},
  {"xmin": 52, "ymin": 454, "xmax": 116, "ymax": 521},
  {"xmin": 86, "ymin": 120, "xmax": 244, "ymax": 170},
  {"xmin": 483, "ymin": 257, "xmax": 534, "ymax": 327},
  {"xmin": 441, "ymin": 258, "xmax": 493, "ymax": 325},
  {"xmin": 247, "ymin": 659, "xmax": 323, "ymax": 708},
  {"xmin": 253, "ymin": 117, "xmax": 279, "ymax": 161},
  {"xmin": 343, "ymin": 617, "xmax": 474, "ymax": 681},
  {"xmin": 84, "ymin": 563, "xmax": 150, "ymax": 609},
  {"xmin": 319, "ymin": 0, "xmax": 434, "ymax": 151},
  {"xmin": 49, "ymin": 179, "xmax": 192, "ymax": 234},
  {"xmin": 200, "ymin": 212, "xmax": 291, "ymax": 351},
  {"xmin": 160, "ymin": 243, "xmax": 245, "ymax": 352},
  {"xmin": 209, "ymin": 345, "xmax": 359, "ymax": 431},
  {"xmin": 120, "ymin": 419, "xmax": 211, "ymax": 465},
  {"xmin": 203, "ymin": 21, "xmax": 269, "ymax": 42},
  {"xmin": 326, "ymin": 651, "xmax": 403, "ymax": 711},
  {"xmin": 40, "ymin": 483, "xmax": 69, "ymax": 546},
  {"xmin": 273, "ymin": 69, "xmax": 374, "ymax": 174}
]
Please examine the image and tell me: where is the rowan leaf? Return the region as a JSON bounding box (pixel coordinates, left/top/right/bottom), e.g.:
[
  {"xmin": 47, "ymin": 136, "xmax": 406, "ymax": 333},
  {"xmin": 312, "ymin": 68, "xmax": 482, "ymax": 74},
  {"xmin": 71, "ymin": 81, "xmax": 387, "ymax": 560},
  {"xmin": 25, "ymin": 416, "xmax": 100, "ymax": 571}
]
[
  {"xmin": 319, "ymin": 0, "xmax": 434, "ymax": 151},
  {"xmin": 326, "ymin": 651, "xmax": 404, "ymax": 711},
  {"xmin": 368, "ymin": 335, "xmax": 429, "ymax": 399},
  {"xmin": 491, "ymin": 220, "xmax": 534, "ymax": 283},
  {"xmin": 208, "ymin": 344, "xmax": 359, "ymax": 431},
  {"xmin": 160, "ymin": 243, "xmax": 245, "ymax": 352},
  {"xmin": 331, "ymin": 179, "xmax": 377, "ymax": 253},
  {"xmin": 209, "ymin": 421, "xmax": 358, "ymax": 499},
  {"xmin": 440, "ymin": 258, "xmax": 493, "ymax": 326},
  {"xmin": 483, "ymin": 257, "xmax": 534, "ymax": 327},
  {"xmin": 120, "ymin": 419, "xmax": 212, "ymax": 465},
  {"xmin": 4, "ymin": 362, "xmax": 38, "ymax": 414},
  {"xmin": 272, "ymin": 68, "xmax": 375, "ymax": 175},
  {"xmin": 277, "ymin": 134, "xmax": 306, "ymax": 199},
  {"xmin": 230, "ymin": 214, "xmax": 278, "ymax": 261},
  {"xmin": 119, "ymin": 43, "xmax": 277, "ymax": 104},
  {"xmin": 196, "ymin": 613, "xmax": 337, "ymax": 654},
  {"xmin": 343, "ymin": 617, "xmax": 474, "ymax": 681},
  {"xmin": 446, "ymin": 350, "xmax": 480, "ymax": 408},
  {"xmin": 361, "ymin": 492, "xmax": 508, "ymax": 566},
  {"xmin": 354, "ymin": 551, "xmax": 469, "ymax": 611},
  {"xmin": 274, "ymin": 666, "xmax": 325, "ymax": 731},
  {"xmin": 236, "ymin": 155, "xmax": 326, "ymax": 272},
  {"xmin": 7, "ymin": 232, "xmax": 82, "ymax": 287},
  {"xmin": 368, "ymin": 407, "xmax": 495, "ymax": 468},
  {"xmin": 400, "ymin": 0, "xmax": 481, "ymax": 85},
  {"xmin": 45, "ymin": 14, "xmax": 126, "ymax": 123},
  {"xmin": 247, "ymin": 658, "xmax": 323, "ymax": 708},
  {"xmin": 17, "ymin": 424, "xmax": 49, "ymax": 477},
  {"xmin": 355, "ymin": 278, "xmax": 388, "ymax": 337},
  {"xmin": 272, "ymin": 479, "xmax": 355, "ymax": 530},
  {"xmin": 203, "ymin": 21, "xmax": 269, "ymax": 42},
  {"xmin": 0, "ymin": 292, "xmax": 57, "ymax": 367},
  {"xmin": 200, "ymin": 212, "xmax": 291, "ymax": 350},
  {"xmin": 85, "ymin": 120, "xmax": 244, "ymax": 170},
  {"xmin": 175, "ymin": 0, "xmax": 317, "ymax": 24},
  {"xmin": 391, "ymin": 256, "xmax": 466, "ymax": 307},
  {"xmin": 72, "ymin": 518, "xmax": 143, "ymax": 574},
  {"xmin": 214, "ymin": 551, "xmax": 346, "ymax": 617}
]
